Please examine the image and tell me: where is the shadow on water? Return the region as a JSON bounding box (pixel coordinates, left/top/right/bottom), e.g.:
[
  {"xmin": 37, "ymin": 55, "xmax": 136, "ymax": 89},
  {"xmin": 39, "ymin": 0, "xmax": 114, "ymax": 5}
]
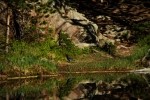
[{"xmin": 0, "ymin": 73, "xmax": 150, "ymax": 100}]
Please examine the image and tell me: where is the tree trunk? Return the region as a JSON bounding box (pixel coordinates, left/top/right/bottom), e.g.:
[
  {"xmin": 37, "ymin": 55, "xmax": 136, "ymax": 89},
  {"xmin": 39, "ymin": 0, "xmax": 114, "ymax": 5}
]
[{"xmin": 6, "ymin": 7, "xmax": 10, "ymax": 53}]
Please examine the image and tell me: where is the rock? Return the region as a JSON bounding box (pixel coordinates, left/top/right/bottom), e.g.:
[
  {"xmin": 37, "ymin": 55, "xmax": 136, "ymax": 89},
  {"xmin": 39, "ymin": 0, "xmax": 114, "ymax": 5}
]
[
  {"xmin": 96, "ymin": 15, "xmax": 111, "ymax": 21},
  {"xmin": 115, "ymin": 39, "xmax": 121, "ymax": 42},
  {"xmin": 75, "ymin": 43, "xmax": 96, "ymax": 48},
  {"xmin": 133, "ymin": 68, "xmax": 150, "ymax": 74},
  {"xmin": 46, "ymin": 9, "xmax": 99, "ymax": 47},
  {"xmin": 98, "ymin": 33, "xmax": 115, "ymax": 47},
  {"xmin": 116, "ymin": 45, "xmax": 129, "ymax": 50},
  {"xmin": 40, "ymin": 0, "xmax": 49, "ymax": 4}
]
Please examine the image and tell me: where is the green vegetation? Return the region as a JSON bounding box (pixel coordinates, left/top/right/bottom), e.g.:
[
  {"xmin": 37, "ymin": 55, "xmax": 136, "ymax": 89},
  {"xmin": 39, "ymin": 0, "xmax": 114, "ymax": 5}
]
[
  {"xmin": 2, "ymin": 30, "xmax": 150, "ymax": 75},
  {"xmin": 0, "ymin": 31, "xmax": 91, "ymax": 76},
  {"xmin": 68, "ymin": 34, "xmax": 150, "ymax": 71},
  {"xmin": 101, "ymin": 42, "xmax": 116, "ymax": 56},
  {"xmin": 133, "ymin": 21, "xmax": 150, "ymax": 32},
  {"xmin": 0, "ymin": 0, "xmax": 150, "ymax": 77},
  {"xmin": 4, "ymin": 39, "xmax": 56, "ymax": 75},
  {"xmin": 58, "ymin": 32, "xmax": 91, "ymax": 57}
]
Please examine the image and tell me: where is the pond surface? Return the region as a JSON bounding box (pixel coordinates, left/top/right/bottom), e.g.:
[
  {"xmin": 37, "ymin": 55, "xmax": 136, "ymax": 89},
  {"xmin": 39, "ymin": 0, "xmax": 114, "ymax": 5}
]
[{"xmin": 0, "ymin": 73, "xmax": 150, "ymax": 100}]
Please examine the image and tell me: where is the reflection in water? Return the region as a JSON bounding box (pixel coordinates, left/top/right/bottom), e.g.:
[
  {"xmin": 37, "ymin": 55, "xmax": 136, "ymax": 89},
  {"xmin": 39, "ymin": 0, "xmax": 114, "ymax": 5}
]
[{"xmin": 0, "ymin": 73, "xmax": 150, "ymax": 100}]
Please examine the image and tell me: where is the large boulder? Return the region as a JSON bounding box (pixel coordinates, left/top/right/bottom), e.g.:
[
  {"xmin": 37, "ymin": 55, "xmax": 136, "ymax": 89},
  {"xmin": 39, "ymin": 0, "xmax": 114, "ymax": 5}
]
[{"xmin": 36, "ymin": 6, "xmax": 100, "ymax": 48}]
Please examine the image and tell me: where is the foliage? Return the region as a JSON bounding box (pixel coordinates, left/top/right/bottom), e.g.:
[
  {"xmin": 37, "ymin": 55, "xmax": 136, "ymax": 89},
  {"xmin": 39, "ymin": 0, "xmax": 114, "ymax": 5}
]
[
  {"xmin": 0, "ymin": 41, "xmax": 6, "ymax": 53},
  {"xmin": 137, "ymin": 34, "xmax": 150, "ymax": 47},
  {"xmin": 51, "ymin": 32, "xmax": 91, "ymax": 60},
  {"xmin": 101, "ymin": 42, "xmax": 116, "ymax": 56},
  {"xmin": 133, "ymin": 21, "xmax": 150, "ymax": 32},
  {"xmin": 59, "ymin": 32, "xmax": 78, "ymax": 56},
  {"xmin": 130, "ymin": 34, "xmax": 150, "ymax": 62},
  {"xmin": 132, "ymin": 21, "xmax": 150, "ymax": 42}
]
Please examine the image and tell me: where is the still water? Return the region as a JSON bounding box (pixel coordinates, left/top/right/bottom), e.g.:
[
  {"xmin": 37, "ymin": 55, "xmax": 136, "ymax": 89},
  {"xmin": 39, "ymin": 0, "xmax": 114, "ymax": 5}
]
[{"xmin": 0, "ymin": 73, "xmax": 150, "ymax": 100}]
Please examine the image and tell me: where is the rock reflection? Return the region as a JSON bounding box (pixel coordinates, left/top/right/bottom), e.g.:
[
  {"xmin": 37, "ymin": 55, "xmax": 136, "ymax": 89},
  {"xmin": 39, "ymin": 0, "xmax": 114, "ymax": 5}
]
[
  {"xmin": 64, "ymin": 81, "xmax": 96, "ymax": 100},
  {"xmin": 0, "ymin": 73, "xmax": 150, "ymax": 100},
  {"xmin": 63, "ymin": 74, "xmax": 150, "ymax": 100}
]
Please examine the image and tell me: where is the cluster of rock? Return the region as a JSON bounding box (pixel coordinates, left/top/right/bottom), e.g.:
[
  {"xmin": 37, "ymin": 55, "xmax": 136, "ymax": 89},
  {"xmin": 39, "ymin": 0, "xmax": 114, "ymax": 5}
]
[
  {"xmin": 66, "ymin": 0, "xmax": 150, "ymax": 48},
  {"xmin": 0, "ymin": 0, "xmax": 134, "ymax": 50},
  {"xmin": 13, "ymin": 0, "xmax": 132, "ymax": 50},
  {"xmin": 96, "ymin": 15, "xmax": 131, "ymax": 46},
  {"xmin": 55, "ymin": 8, "xmax": 133, "ymax": 49},
  {"xmin": 70, "ymin": 0, "xmax": 150, "ymax": 25},
  {"xmin": 33, "ymin": 1, "xmax": 133, "ymax": 49}
]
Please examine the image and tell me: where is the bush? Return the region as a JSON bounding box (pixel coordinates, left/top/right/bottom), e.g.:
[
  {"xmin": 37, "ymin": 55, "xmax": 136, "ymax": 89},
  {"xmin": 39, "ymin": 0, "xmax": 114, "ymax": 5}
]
[
  {"xmin": 58, "ymin": 32, "xmax": 91, "ymax": 57},
  {"xmin": 101, "ymin": 42, "xmax": 116, "ymax": 55}
]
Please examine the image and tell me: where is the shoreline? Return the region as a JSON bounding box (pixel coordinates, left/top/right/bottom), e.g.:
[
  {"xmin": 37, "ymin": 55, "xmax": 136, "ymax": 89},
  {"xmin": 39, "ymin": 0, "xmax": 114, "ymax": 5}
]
[{"xmin": 0, "ymin": 70, "xmax": 134, "ymax": 81}]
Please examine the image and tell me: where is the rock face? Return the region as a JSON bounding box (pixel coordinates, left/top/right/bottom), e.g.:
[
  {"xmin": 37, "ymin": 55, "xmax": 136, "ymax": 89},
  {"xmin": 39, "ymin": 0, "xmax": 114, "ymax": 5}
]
[
  {"xmin": 42, "ymin": 3, "xmax": 133, "ymax": 48},
  {"xmin": 1, "ymin": 0, "xmax": 149, "ymax": 50},
  {"xmin": 20, "ymin": 0, "xmax": 134, "ymax": 49},
  {"xmin": 67, "ymin": 0, "xmax": 150, "ymax": 45},
  {"xmin": 48, "ymin": 9, "xmax": 100, "ymax": 48},
  {"xmin": 0, "ymin": 0, "xmax": 101, "ymax": 48},
  {"xmin": 35, "ymin": 6, "xmax": 101, "ymax": 48},
  {"xmin": 50, "ymin": 1, "xmax": 138, "ymax": 49}
]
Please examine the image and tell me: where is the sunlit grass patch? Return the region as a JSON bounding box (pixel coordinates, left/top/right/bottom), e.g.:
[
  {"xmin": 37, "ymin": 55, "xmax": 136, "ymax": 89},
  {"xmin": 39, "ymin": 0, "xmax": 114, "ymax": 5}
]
[
  {"xmin": 67, "ymin": 35, "xmax": 150, "ymax": 71},
  {"xmin": 2, "ymin": 32, "xmax": 91, "ymax": 75},
  {"xmin": 4, "ymin": 40, "xmax": 57, "ymax": 75}
]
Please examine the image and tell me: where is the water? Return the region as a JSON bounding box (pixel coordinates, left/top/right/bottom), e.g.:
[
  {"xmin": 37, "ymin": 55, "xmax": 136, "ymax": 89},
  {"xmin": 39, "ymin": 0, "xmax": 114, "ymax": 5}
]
[{"xmin": 0, "ymin": 73, "xmax": 150, "ymax": 100}]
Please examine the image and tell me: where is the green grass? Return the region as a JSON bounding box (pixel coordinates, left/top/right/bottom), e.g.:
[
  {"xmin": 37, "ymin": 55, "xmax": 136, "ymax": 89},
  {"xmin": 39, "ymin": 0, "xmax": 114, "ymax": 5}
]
[
  {"xmin": 5, "ymin": 33, "xmax": 149, "ymax": 74},
  {"xmin": 70, "ymin": 57, "xmax": 135, "ymax": 71},
  {"xmin": 0, "ymin": 32, "xmax": 91, "ymax": 75},
  {"xmin": 3, "ymin": 39, "xmax": 57, "ymax": 75},
  {"xmin": 1, "ymin": 21, "xmax": 150, "ymax": 75},
  {"xmin": 133, "ymin": 21, "xmax": 150, "ymax": 32},
  {"xmin": 69, "ymin": 35, "xmax": 150, "ymax": 71}
]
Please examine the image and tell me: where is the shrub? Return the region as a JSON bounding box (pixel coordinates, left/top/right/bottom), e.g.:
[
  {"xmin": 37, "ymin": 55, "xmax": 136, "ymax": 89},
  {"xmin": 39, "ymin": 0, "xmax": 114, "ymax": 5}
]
[{"xmin": 101, "ymin": 42, "xmax": 116, "ymax": 55}]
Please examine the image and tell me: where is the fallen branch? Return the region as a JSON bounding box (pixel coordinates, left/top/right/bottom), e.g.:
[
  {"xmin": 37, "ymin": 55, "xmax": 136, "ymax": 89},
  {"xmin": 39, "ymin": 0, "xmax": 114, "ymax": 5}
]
[{"xmin": 59, "ymin": 70, "xmax": 131, "ymax": 74}]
